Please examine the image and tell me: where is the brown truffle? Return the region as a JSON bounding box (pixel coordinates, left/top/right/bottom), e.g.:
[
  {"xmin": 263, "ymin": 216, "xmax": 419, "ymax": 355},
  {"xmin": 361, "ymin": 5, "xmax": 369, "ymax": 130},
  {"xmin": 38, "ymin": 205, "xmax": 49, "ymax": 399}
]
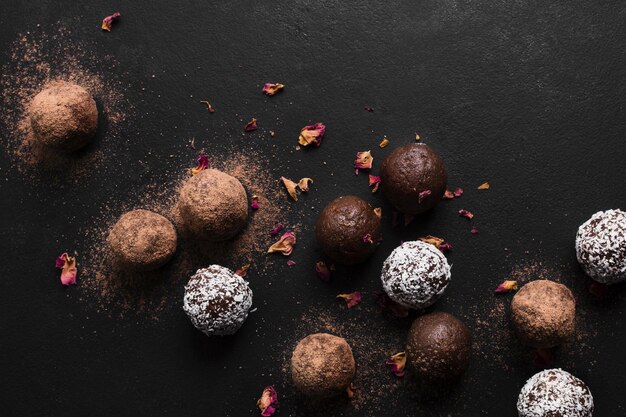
[
  {"xmin": 107, "ymin": 209, "xmax": 177, "ymax": 272},
  {"xmin": 178, "ymin": 169, "xmax": 248, "ymax": 241},
  {"xmin": 405, "ymin": 312, "xmax": 472, "ymax": 383},
  {"xmin": 379, "ymin": 143, "xmax": 447, "ymax": 215},
  {"xmin": 511, "ymin": 280, "xmax": 576, "ymax": 348},
  {"xmin": 29, "ymin": 81, "xmax": 98, "ymax": 152},
  {"xmin": 315, "ymin": 195, "xmax": 381, "ymax": 265},
  {"xmin": 290, "ymin": 333, "xmax": 356, "ymax": 398}
]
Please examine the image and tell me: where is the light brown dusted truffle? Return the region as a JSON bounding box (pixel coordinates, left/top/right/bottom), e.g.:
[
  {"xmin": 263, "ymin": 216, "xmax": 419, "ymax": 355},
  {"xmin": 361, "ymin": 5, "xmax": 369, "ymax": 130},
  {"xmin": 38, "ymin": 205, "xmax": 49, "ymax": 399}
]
[
  {"xmin": 511, "ymin": 280, "xmax": 576, "ymax": 349},
  {"xmin": 29, "ymin": 81, "xmax": 98, "ymax": 152},
  {"xmin": 178, "ymin": 169, "xmax": 248, "ymax": 241},
  {"xmin": 107, "ymin": 209, "xmax": 177, "ymax": 272},
  {"xmin": 290, "ymin": 333, "xmax": 355, "ymax": 398}
]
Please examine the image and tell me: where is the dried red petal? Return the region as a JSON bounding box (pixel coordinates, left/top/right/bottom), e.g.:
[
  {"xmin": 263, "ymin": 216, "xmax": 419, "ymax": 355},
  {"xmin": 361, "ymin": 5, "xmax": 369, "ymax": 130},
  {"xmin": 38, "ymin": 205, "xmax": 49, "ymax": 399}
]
[
  {"xmin": 478, "ymin": 182, "xmax": 490, "ymax": 190},
  {"xmin": 418, "ymin": 189, "xmax": 432, "ymax": 203},
  {"xmin": 454, "ymin": 187, "xmax": 464, "ymax": 197},
  {"xmin": 337, "ymin": 291, "xmax": 362, "ymax": 308},
  {"xmin": 267, "ymin": 231, "xmax": 296, "ymax": 256},
  {"xmin": 257, "ymin": 386, "xmax": 278, "ymax": 416},
  {"xmin": 443, "ymin": 190, "xmax": 455, "ymax": 200},
  {"xmin": 199, "ymin": 100, "xmax": 215, "ymax": 113},
  {"xmin": 101, "ymin": 12, "xmax": 121, "ymax": 32},
  {"xmin": 315, "ymin": 261, "xmax": 331, "ymax": 282},
  {"xmin": 244, "ymin": 118, "xmax": 258, "ymax": 132},
  {"xmin": 235, "ymin": 263, "xmax": 251, "ymax": 278},
  {"xmin": 251, "ymin": 199, "xmax": 260, "ymax": 210},
  {"xmin": 494, "ymin": 280, "xmax": 517, "ymax": 293},
  {"xmin": 262, "ymin": 83, "xmax": 285, "ymax": 96},
  {"xmin": 471, "ymin": 225, "xmax": 478, "ymax": 235},
  {"xmin": 439, "ymin": 242, "xmax": 453, "ymax": 252},
  {"xmin": 191, "ymin": 152, "xmax": 209, "ymax": 175},
  {"xmin": 298, "ymin": 122, "xmax": 326, "ymax": 147},
  {"xmin": 459, "ymin": 209, "xmax": 474, "ymax": 220},
  {"xmin": 368, "ymin": 175, "xmax": 381, "ymax": 193},
  {"xmin": 362, "ymin": 234, "xmax": 374, "ymax": 244},
  {"xmin": 385, "ymin": 352, "xmax": 406, "ymax": 377},
  {"xmin": 374, "ymin": 291, "xmax": 409, "ymax": 318},
  {"xmin": 270, "ymin": 224, "xmax": 284, "ymax": 236},
  {"xmin": 287, "ymin": 260, "xmax": 296, "ymax": 267},
  {"xmin": 55, "ymin": 253, "xmax": 77, "ymax": 286},
  {"xmin": 354, "ymin": 150, "xmax": 373, "ymax": 175}
]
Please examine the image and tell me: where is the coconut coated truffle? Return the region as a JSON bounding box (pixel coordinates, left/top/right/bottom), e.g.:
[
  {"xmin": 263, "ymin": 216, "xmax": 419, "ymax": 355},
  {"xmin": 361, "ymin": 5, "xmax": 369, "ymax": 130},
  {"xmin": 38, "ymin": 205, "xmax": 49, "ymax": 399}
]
[
  {"xmin": 107, "ymin": 209, "xmax": 177, "ymax": 271},
  {"xmin": 517, "ymin": 369, "xmax": 593, "ymax": 417},
  {"xmin": 379, "ymin": 143, "xmax": 447, "ymax": 215},
  {"xmin": 178, "ymin": 169, "xmax": 248, "ymax": 241},
  {"xmin": 381, "ymin": 240, "xmax": 451, "ymax": 309},
  {"xmin": 315, "ymin": 195, "xmax": 382, "ymax": 265},
  {"xmin": 29, "ymin": 81, "xmax": 98, "ymax": 152},
  {"xmin": 290, "ymin": 333, "xmax": 355, "ymax": 398},
  {"xmin": 183, "ymin": 265, "xmax": 253, "ymax": 336},
  {"xmin": 511, "ymin": 280, "xmax": 576, "ymax": 349},
  {"xmin": 576, "ymin": 209, "xmax": 626, "ymax": 284}
]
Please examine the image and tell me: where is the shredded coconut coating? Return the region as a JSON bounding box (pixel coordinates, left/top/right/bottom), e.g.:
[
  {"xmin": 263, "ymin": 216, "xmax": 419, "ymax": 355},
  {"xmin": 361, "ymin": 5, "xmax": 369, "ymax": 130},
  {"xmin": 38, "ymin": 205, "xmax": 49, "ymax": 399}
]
[
  {"xmin": 576, "ymin": 209, "xmax": 626, "ymax": 284},
  {"xmin": 517, "ymin": 369, "xmax": 593, "ymax": 417},
  {"xmin": 380, "ymin": 240, "xmax": 451, "ymax": 309},
  {"xmin": 183, "ymin": 265, "xmax": 253, "ymax": 336}
]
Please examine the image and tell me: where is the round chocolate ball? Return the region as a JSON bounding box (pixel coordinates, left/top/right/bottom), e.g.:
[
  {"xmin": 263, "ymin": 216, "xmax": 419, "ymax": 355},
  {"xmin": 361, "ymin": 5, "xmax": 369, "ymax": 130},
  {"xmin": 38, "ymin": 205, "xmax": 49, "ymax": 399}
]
[
  {"xmin": 517, "ymin": 369, "xmax": 593, "ymax": 417},
  {"xmin": 380, "ymin": 143, "xmax": 447, "ymax": 215},
  {"xmin": 315, "ymin": 195, "xmax": 382, "ymax": 265},
  {"xmin": 29, "ymin": 81, "xmax": 98, "ymax": 152},
  {"xmin": 183, "ymin": 265, "xmax": 253, "ymax": 336},
  {"xmin": 406, "ymin": 312, "xmax": 471, "ymax": 383},
  {"xmin": 290, "ymin": 333, "xmax": 355, "ymax": 398},
  {"xmin": 178, "ymin": 169, "xmax": 248, "ymax": 241},
  {"xmin": 107, "ymin": 209, "xmax": 177, "ymax": 271},
  {"xmin": 576, "ymin": 209, "xmax": 626, "ymax": 284},
  {"xmin": 381, "ymin": 240, "xmax": 451, "ymax": 309},
  {"xmin": 511, "ymin": 280, "xmax": 576, "ymax": 349}
]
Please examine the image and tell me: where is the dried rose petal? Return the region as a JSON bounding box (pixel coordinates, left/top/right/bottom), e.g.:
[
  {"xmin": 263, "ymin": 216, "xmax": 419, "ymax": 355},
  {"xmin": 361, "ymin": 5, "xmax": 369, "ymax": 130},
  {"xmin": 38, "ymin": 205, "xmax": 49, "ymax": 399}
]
[
  {"xmin": 337, "ymin": 291, "xmax": 362, "ymax": 308},
  {"xmin": 418, "ymin": 235, "xmax": 445, "ymax": 248},
  {"xmin": 298, "ymin": 122, "xmax": 326, "ymax": 147},
  {"xmin": 374, "ymin": 291, "xmax": 409, "ymax": 318},
  {"xmin": 386, "ymin": 352, "xmax": 406, "ymax": 377},
  {"xmin": 477, "ymin": 182, "xmax": 490, "ymax": 190},
  {"xmin": 443, "ymin": 190, "xmax": 455, "ymax": 200},
  {"xmin": 235, "ymin": 263, "xmax": 251, "ymax": 278},
  {"xmin": 354, "ymin": 150, "xmax": 373, "ymax": 175},
  {"xmin": 439, "ymin": 242, "xmax": 453, "ymax": 252},
  {"xmin": 55, "ymin": 253, "xmax": 77, "ymax": 286},
  {"xmin": 315, "ymin": 261, "xmax": 331, "ymax": 282},
  {"xmin": 368, "ymin": 175, "xmax": 381, "ymax": 193},
  {"xmin": 459, "ymin": 209, "xmax": 474, "ymax": 220},
  {"xmin": 364, "ymin": 106, "xmax": 374, "ymax": 112},
  {"xmin": 346, "ymin": 384, "xmax": 355, "ymax": 398},
  {"xmin": 374, "ymin": 207, "xmax": 382, "ymax": 219},
  {"xmin": 244, "ymin": 118, "xmax": 258, "ymax": 132},
  {"xmin": 101, "ymin": 12, "xmax": 121, "ymax": 32},
  {"xmin": 251, "ymin": 196, "xmax": 260, "ymax": 210},
  {"xmin": 494, "ymin": 280, "xmax": 517, "ymax": 293},
  {"xmin": 262, "ymin": 83, "xmax": 285, "ymax": 96},
  {"xmin": 270, "ymin": 224, "xmax": 283, "ymax": 236},
  {"xmin": 199, "ymin": 100, "xmax": 215, "ymax": 113},
  {"xmin": 267, "ymin": 231, "xmax": 296, "ymax": 256},
  {"xmin": 297, "ymin": 178, "xmax": 313, "ymax": 192},
  {"xmin": 362, "ymin": 234, "xmax": 373, "ymax": 244},
  {"xmin": 471, "ymin": 225, "xmax": 478, "ymax": 235},
  {"xmin": 257, "ymin": 386, "xmax": 278, "ymax": 416},
  {"xmin": 418, "ymin": 189, "xmax": 432, "ymax": 203},
  {"xmin": 379, "ymin": 137, "xmax": 389, "ymax": 148},
  {"xmin": 287, "ymin": 260, "xmax": 296, "ymax": 267},
  {"xmin": 280, "ymin": 177, "xmax": 299, "ymax": 201},
  {"xmin": 454, "ymin": 187, "xmax": 464, "ymax": 197},
  {"xmin": 415, "ymin": 132, "xmax": 421, "ymax": 141},
  {"xmin": 191, "ymin": 152, "xmax": 209, "ymax": 175}
]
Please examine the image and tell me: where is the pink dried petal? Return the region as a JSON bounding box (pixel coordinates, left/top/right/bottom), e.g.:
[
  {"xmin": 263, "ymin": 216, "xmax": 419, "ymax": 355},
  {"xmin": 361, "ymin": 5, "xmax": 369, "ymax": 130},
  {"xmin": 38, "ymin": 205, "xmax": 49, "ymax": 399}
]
[
  {"xmin": 200, "ymin": 100, "xmax": 215, "ymax": 113},
  {"xmin": 101, "ymin": 12, "xmax": 121, "ymax": 31},
  {"xmin": 453, "ymin": 187, "xmax": 464, "ymax": 197},
  {"xmin": 368, "ymin": 175, "xmax": 381, "ymax": 193},
  {"xmin": 191, "ymin": 152, "xmax": 209, "ymax": 175},
  {"xmin": 251, "ymin": 200, "xmax": 260, "ymax": 210},
  {"xmin": 374, "ymin": 291, "xmax": 409, "ymax": 318},
  {"xmin": 298, "ymin": 122, "xmax": 326, "ymax": 147},
  {"xmin": 337, "ymin": 291, "xmax": 362, "ymax": 308},
  {"xmin": 439, "ymin": 242, "xmax": 453, "ymax": 252},
  {"xmin": 354, "ymin": 150, "xmax": 373, "ymax": 175},
  {"xmin": 55, "ymin": 253, "xmax": 77, "ymax": 286},
  {"xmin": 262, "ymin": 83, "xmax": 285, "ymax": 96},
  {"xmin": 459, "ymin": 209, "xmax": 474, "ymax": 220},
  {"xmin": 471, "ymin": 225, "xmax": 478, "ymax": 235},
  {"xmin": 494, "ymin": 280, "xmax": 517, "ymax": 293},
  {"xmin": 287, "ymin": 260, "xmax": 296, "ymax": 267},
  {"xmin": 385, "ymin": 352, "xmax": 406, "ymax": 377},
  {"xmin": 270, "ymin": 224, "xmax": 284, "ymax": 236},
  {"xmin": 418, "ymin": 189, "xmax": 432, "ymax": 203},
  {"xmin": 257, "ymin": 386, "xmax": 278, "ymax": 416},
  {"xmin": 235, "ymin": 264, "xmax": 251, "ymax": 278},
  {"xmin": 315, "ymin": 261, "xmax": 331, "ymax": 282},
  {"xmin": 267, "ymin": 231, "xmax": 296, "ymax": 256},
  {"xmin": 362, "ymin": 234, "xmax": 374, "ymax": 244},
  {"xmin": 244, "ymin": 118, "xmax": 258, "ymax": 132},
  {"xmin": 443, "ymin": 190, "xmax": 455, "ymax": 200}
]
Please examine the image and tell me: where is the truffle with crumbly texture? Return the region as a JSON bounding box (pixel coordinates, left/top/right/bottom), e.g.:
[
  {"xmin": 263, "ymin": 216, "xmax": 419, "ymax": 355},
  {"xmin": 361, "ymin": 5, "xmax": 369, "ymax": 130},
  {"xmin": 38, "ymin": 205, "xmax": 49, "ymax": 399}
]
[
  {"xmin": 29, "ymin": 81, "xmax": 98, "ymax": 152},
  {"xmin": 290, "ymin": 333, "xmax": 355, "ymax": 399},
  {"xmin": 178, "ymin": 169, "xmax": 248, "ymax": 241},
  {"xmin": 511, "ymin": 280, "xmax": 576, "ymax": 349},
  {"xmin": 517, "ymin": 369, "xmax": 593, "ymax": 417},
  {"xmin": 107, "ymin": 209, "xmax": 177, "ymax": 271}
]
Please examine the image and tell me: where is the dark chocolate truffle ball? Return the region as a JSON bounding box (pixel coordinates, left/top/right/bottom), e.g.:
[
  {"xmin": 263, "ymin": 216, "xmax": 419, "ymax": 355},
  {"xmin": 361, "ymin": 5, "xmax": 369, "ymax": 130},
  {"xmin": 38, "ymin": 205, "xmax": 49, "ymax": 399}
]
[
  {"xmin": 405, "ymin": 312, "xmax": 472, "ymax": 383},
  {"xmin": 107, "ymin": 209, "xmax": 177, "ymax": 271},
  {"xmin": 517, "ymin": 369, "xmax": 593, "ymax": 417},
  {"xmin": 380, "ymin": 143, "xmax": 447, "ymax": 215},
  {"xmin": 381, "ymin": 241, "xmax": 451, "ymax": 309},
  {"xmin": 290, "ymin": 333, "xmax": 355, "ymax": 398},
  {"xmin": 576, "ymin": 209, "xmax": 626, "ymax": 284},
  {"xmin": 178, "ymin": 169, "xmax": 248, "ymax": 241},
  {"xmin": 511, "ymin": 280, "xmax": 576, "ymax": 349},
  {"xmin": 29, "ymin": 81, "xmax": 98, "ymax": 152},
  {"xmin": 315, "ymin": 195, "xmax": 382, "ymax": 265},
  {"xmin": 183, "ymin": 265, "xmax": 253, "ymax": 336}
]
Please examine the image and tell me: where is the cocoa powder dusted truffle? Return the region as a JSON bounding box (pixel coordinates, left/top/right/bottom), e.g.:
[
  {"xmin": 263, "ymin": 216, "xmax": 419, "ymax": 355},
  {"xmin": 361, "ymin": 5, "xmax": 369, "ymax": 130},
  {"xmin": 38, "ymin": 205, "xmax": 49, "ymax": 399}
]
[
  {"xmin": 511, "ymin": 280, "xmax": 575, "ymax": 349},
  {"xmin": 183, "ymin": 265, "xmax": 253, "ymax": 336},
  {"xmin": 178, "ymin": 168, "xmax": 248, "ymax": 241},
  {"xmin": 290, "ymin": 333, "xmax": 355, "ymax": 399},
  {"xmin": 517, "ymin": 369, "xmax": 593, "ymax": 417},
  {"xmin": 379, "ymin": 143, "xmax": 447, "ymax": 215},
  {"xmin": 576, "ymin": 209, "xmax": 626, "ymax": 284},
  {"xmin": 405, "ymin": 312, "xmax": 472, "ymax": 383},
  {"xmin": 29, "ymin": 81, "xmax": 98, "ymax": 152},
  {"xmin": 107, "ymin": 209, "xmax": 177, "ymax": 271},
  {"xmin": 315, "ymin": 195, "xmax": 382, "ymax": 265},
  {"xmin": 380, "ymin": 240, "xmax": 451, "ymax": 309}
]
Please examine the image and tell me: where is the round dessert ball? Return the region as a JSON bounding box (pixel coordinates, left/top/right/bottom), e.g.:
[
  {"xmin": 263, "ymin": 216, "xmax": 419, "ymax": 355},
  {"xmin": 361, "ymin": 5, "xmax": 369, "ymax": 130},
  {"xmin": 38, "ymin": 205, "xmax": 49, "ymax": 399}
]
[
  {"xmin": 315, "ymin": 195, "xmax": 382, "ymax": 265},
  {"xmin": 511, "ymin": 280, "xmax": 576, "ymax": 349},
  {"xmin": 406, "ymin": 312, "xmax": 472, "ymax": 383},
  {"xmin": 381, "ymin": 240, "xmax": 451, "ymax": 309},
  {"xmin": 517, "ymin": 369, "xmax": 593, "ymax": 417},
  {"xmin": 290, "ymin": 333, "xmax": 355, "ymax": 398},
  {"xmin": 576, "ymin": 209, "xmax": 626, "ymax": 284},
  {"xmin": 29, "ymin": 81, "xmax": 98, "ymax": 152},
  {"xmin": 183, "ymin": 265, "xmax": 253, "ymax": 336},
  {"xmin": 178, "ymin": 169, "xmax": 248, "ymax": 241},
  {"xmin": 107, "ymin": 209, "xmax": 177, "ymax": 271},
  {"xmin": 380, "ymin": 143, "xmax": 447, "ymax": 215}
]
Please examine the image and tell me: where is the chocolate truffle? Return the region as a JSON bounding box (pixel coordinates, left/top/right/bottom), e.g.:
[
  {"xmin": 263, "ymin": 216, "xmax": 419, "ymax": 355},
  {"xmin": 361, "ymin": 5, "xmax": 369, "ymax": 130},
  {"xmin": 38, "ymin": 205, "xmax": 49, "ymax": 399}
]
[
  {"xmin": 315, "ymin": 195, "xmax": 382, "ymax": 265},
  {"xmin": 107, "ymin": 209, "xmax": 177, "ymax": 271},
  {"xmin": 405, "ymin": 312, "xmax": 471, "ymax": 383},
  {"xmin": 290, "ymin": 333, "xmax": 355, "ymax": 398},
  {"xmin": 183, "ymin": 265, "xmax": 253, "ymax": 336},
  {"xmin": 511, "ymin": 280, "xmax": 576, "ymax": 349},
  {"xmin": 381, "ymin": 240, "xmax": 451, "ymax": 309},
  {"xmin": 178, "ymin": 169, "xmax": 248, "ymax": 241},
  {"xmin": 379, "ymin": 143, "xmax": 447, "ymax": 215},
  {"xmin": 517, "ymin": 369, "xmax": 593, "ymax": 417},
  {"xmin": 576, "ymin": 209, "xmax": 626, "ymax": 284},
  {"xmin": 29, "ymin": 81, "xmax": 98, "ymax": 152}
]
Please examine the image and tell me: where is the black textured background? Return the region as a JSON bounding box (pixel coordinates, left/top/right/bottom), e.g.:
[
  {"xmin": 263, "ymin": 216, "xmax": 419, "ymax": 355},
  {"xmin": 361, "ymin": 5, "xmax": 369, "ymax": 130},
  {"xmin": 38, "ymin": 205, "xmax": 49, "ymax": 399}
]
[{"xmin": 1, "ymin": 1, "xmax": 625, "ymax": 416}]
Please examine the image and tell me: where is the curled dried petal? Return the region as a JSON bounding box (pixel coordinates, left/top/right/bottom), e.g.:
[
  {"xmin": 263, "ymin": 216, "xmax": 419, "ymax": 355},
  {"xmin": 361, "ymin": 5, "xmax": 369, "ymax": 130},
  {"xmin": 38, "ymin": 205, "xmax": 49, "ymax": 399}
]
[
  {"xmin": 477, "ymin": 182, "xmax": 490, "ymax": 190},
  {"xmin": 337, "ymin": 291, "xmax": 362, "ymax": 308},
  {"xmin": 439, "ymin": 242, "xmax": 453, "ymax": 252},
  {"xmin": 251, "ymin": 199, "xmax": 260, "ymax": 210},
  {"xmin": 418, "ymin": 235, "xmax": 445, "ymax": 248},
  {"xmin": 199, "ymin": 100, "xmax": 215, "ymax": 113},
  {"xmin": 494, "ymin": 280, "xmax": 517, "ymax": 293},
  {"xmin": 244, "ymin": 118, "xmax": 258, "ymax": 132},
  {"xmin": 379, "ymin": 136, "xmax": 389, "ymax": 148},
  {"xmin": 459, "ymin": 209, "xmax": 474, "ymax": 220},
  {"xmin": 257, "ymin": 386, "xmax": 278, "ymax": 416},
  {"xmin": 235, "ymin": 263, "xmax": 251, "ymax": 278},
  {"xmin": 297, "ymin": 178, "xmax": 313, "ymax": 192},
  {"xmin": 368, "ymin": 175, "xmax": 381, "ymax": 193},
  {"xmin": 418, "ymin": 189, "xmax": 432, "ymax": 203},
  {"xmin": 415, "ymin": 132, "xmax": 421, "ymax": 141},
  {"xmin": 101, "ymin": 12, "xmax": 121, "ymax": 32},
  {"xmin": 362, "ymin": 234, "xmax": 373, "ymax": 244},
  {"xmin": 386, "ymin": 352, "xmax": 406, "ymax": 377},
  {"xmin": 287, "ymin": 260, "xmax": 296, "ymax": 267},
  {"xmin": 298, "ymin": 122, "xmax": 326, "ymax": 147},
  {"xmin": 270, "ymin": 224, "xmax": 283, "ymax": 236},
  {"xmin": 354, "ymin": 150, "xmax": 373, "ymax": 175},
  {"xmin": 315, "ymin": 261, "xmax": 331, "ymax": 282},
  {"xmin": 346, "ymin": 383, "xmax": 356, "ymax": 398},
  {"xmin": 373, "ymin": 207, "xmax": 382, "ymax": 219},
  {"xmin": 443, "ymin": 190, "xmax": 455, "ymax": 200},
  {"xmin": 374, "ymin": 291, "xmax": 409, "ymax": 318},
  {"xmin": 262, "ymin": 83, "xmax": 285, "ymax": 96},
  {"xmin": 471, "ymin": 225, "xmax": 478, "ymax": 235},
  {"xmin": 280, "ymin": 177, "xmax": 299, "ymax": 201},
  {"xmin": 267, "ymin": 231, "xmax": 296, "ymax": 256},
  {"xmin": 454, "ymin": 187, "xmax": 464, "ymax": 197},
  {"xmin": 56, "ymin": 253, "xmax": 77, "ymax": 286},
  {"xmin": 191, "ymin": 152, "xmax": 209, "ymax": 175}
]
